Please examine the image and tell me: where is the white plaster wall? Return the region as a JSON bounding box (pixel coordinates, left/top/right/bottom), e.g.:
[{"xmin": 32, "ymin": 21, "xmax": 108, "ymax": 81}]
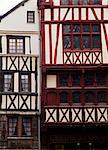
[{"xmin": 0, "ymin": 0, "xmax": 39, "ymax": 32}]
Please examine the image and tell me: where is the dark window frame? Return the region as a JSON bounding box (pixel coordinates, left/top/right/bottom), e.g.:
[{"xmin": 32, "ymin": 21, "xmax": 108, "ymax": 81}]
[
  {"xmin": 27, "ymin": 11, "xmax": 35, "ymax": 23},
  {"xmin": 60, "ymin": 0, "xmax": 102, "ymax": 5},
  {"xmin": 63, "ymin": 23, "xmax": 101, "ymax": 51},
  {"xmin": 7, "ymin": 36, "xmax": 25, "ymax": 54}
]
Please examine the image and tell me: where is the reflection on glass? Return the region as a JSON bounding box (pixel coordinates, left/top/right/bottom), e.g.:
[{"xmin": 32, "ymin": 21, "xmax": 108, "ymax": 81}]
[
  {"xmin": 82, "ymin": 36, "xmax": 90, "ymax": 49},
  {"xmin": 64, "ymin": 36, "xmax": 71, "ymax": 49},
  {"xmin": 73, "ymin": 36, "xmax": 80, "ymax": 49}
]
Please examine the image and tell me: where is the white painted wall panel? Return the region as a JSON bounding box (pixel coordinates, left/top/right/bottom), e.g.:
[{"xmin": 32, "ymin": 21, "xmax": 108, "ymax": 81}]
[
  {"xmin": 104, "ymin": 9, "xmax": 108, "ymax": 20},
  {"xmin": 2, "ymin": 36, "xmax": 7, "ymax": 54},
  {"xmin": 56, "ymin": 25, "xmax": 63, "ymax": 64},
  {"xmin": 101, "ymin": 24, "xmax": 108, "ymax": 63},
  {"xmin": 81, "ymin": 8, "xmax": 86, "ymax": 20},
  {"xmin": 14, "ymin": 73, "xmax": 19, "ymax": 92},
  {"xmin": 1, "ymin": 96, "xmax": 6, "ymax": 109},
  {"xmin": 65, "ymin": 9, "xmax": 72, "ymax": 20},
  {"xmin": 60, "ymin": 8, "xmax": 68, "ymax": 20},
  {"xmin": 45, "ymin": 9, "xmax": 51, "ymax": 21},
  {"xmin": 47, "ymin": 75, "xmax": 56, "ymax": 88},
  {"xmin": 52, "ymin": 24, "xmax": 57, "ymax": 64},
  {"xmin": 45, "ymin": 25, "xmax": 50, "ymax": 64},
  {"xmin": 74, "ymin": 8, "xmax": 79, "ymax": 20},
  {"xmin": 54, "ymin": 9, "xmax": 59, "ymax": 20},
  {"xmin": 88, "ymin": 8, "xmax": 95, "ymax": 20},
  {"xmin": 25, "ymin": 37, "xmax": 30, "ymax": 54},
  {"xmin": 31, "ymin": 73, "xmax": 35, "ymax": 93}
]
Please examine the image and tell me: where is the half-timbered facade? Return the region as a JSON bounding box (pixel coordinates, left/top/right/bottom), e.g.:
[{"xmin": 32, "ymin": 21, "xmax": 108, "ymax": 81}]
[
  {"xmin": 0, "ymin": 0, "xmax": 40, "ymax": 149},
  {"xmin": 38, "ymin": 0, "xmax": 108, "ymax": 149}
]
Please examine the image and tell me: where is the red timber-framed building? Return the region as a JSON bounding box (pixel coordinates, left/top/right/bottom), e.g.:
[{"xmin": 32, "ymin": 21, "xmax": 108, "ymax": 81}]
[{"xmin": 38, "ymin": 0, "xmax": 108, "ymax": 149}]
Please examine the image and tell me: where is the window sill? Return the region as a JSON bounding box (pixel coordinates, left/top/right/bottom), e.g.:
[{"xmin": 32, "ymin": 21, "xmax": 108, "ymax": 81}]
[{"xmin": 7, "ymin": 137, "xmax": 33, "ymax": 140}]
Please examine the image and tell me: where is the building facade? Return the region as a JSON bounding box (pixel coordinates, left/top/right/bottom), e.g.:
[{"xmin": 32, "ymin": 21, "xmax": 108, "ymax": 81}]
[
  {"xmin": 38, "ymin": 0, "xmax": 108, "ymax": 149},
  {"xmin": 0, "ymin": 0, "xmax": 40, "ymax": 149}
]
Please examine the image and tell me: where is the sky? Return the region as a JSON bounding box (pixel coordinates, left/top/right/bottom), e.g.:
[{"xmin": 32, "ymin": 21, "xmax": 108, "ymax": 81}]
[{"xmin": 0, "ymin": 0, "xmax": 23, "ymax": 15}]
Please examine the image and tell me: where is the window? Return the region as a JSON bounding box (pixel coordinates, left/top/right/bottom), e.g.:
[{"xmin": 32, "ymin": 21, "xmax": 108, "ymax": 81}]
[
  {"xmin": 61, "ymin": 0, "xmax": 101, "ymax": 5},
  {"xmin": 58, "ymin": 71, "xmax": 108, "ymax": 104},
  {"xmin": 20, "ymin": 74, "xmax": 30, "ymax": 92},
  {"xmin": 59, "ymin": 74, "xmax": 68, "ymax": 86},
  {"xmin": 8, "ymin": 117, "xmax": 32, "ymax": 137},
  {"xmin": 72, "ymin": 92, "xmax": 81, "ymax": 103},
  {"xmin": 4, "ymin": 74, "xmax": 13, "ymax": 92},
  {"xmin": 7, "ymin": 36, "xmax": 25, "ymax": 54},
  {"xmin": 27, "ymin": 11, "xmax": 35, "ymax": 23},
  {"xmin": 60, "ymin": 92, "xmax": 68, "ymax": 103},
  {"xmin": 63, "ymin": 23, "xmax": 101, "ymax": 50}
]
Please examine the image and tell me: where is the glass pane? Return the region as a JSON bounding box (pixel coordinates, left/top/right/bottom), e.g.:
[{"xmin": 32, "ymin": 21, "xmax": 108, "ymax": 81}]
[
  {"xmin": 84, "ymin": 91, "xmax": 94, "ymax": 103},
  {"xmin": 60, "ymin": 92, "xmax": 68, "ymax": 103},
  {"xmin": 97, "ymin": 91, "xmax": 106, "ymax": 102},
  {"xmin": 84, "ymin": 73, "xmax": 94, "ymax": 86},
  {"xmin": 82, "ymin": 36, "xmax": 90, "ymax": 49},
  {"xmin": 59, "ymin": 74, "xmax": 68, "ymax": 86},
  {"xmin": 82, "ymin": 25, "xmax": 90, "ymax": 32},
  {"xmin": 72, "ymin": 73, "xmax": 81, "ymax": 86},
  {"xmin": 61, "ymin": 0, "xmax": 69, "ymax": 4},
  {"xmin": 63, "ymin": 25, "xmax": 71, "ymax": 33},
  {"xmin": 82, "ymin": 0, "xmax": 89, "ymax": 4},
  {"xmin": 92, "ymin": 35, "xmax": 101, "ymax": 49},
  {"xmin": 72, "ymin": 0, "xmax": 79, "ymax": 5},
  {"xmin": 63, "ymin": 36, "xmax": 71, "ymax": 49},
  {"xmin": 91, "ymin": 0, "xmax": 100, "ymax": 4},
  {"xmin": 92, "ymin": 24, "xmax": 100, "ymax": 32},
  {"xmin": 96, "ymin": 73, "xmax": 106, "ymax": 86},
  {"xmin": 72, "ymin": 92, "xmax": 81, "ymax": 103},
  {"xmin": 73, "ymin": 24, "xmax": 80, "ymax": 32},
  {"xmin": 73, "ymin": 36, "xmax": 80, "ymax": 49}
]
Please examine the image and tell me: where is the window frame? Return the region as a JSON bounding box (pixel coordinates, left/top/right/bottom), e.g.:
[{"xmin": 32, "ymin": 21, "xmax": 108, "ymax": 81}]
[
  {"xmin": 8, "ymin": 116, "xmax": 32, "ymax": 137},
  {"xmin": 7, "ymin": 36, "xmax": 25, "ymax": 54},
  {"xmin": 20, "ymin": 73, "xmax": 31, "ymax": 93},
  {"xmin": 63, "ymin": 23, "xmax": 101, "ymax": 51},
  {"xmin": 27, "ymin": 11, "xmax": 35, "ymax": 23},
  {"xmin": 57, "ymin": 71, "xmax": 108, "ymax": 104},
  {"xmin": 3, "ymin": 73, "xmax": 14, "ymax": 92},
  {"xmin": 60, "ymin": 0, "xmax": 102, "ymax": 5}
]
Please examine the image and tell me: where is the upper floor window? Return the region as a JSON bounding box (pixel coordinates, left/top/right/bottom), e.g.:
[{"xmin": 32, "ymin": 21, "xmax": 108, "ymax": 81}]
[
  {"xmin": 7, "ymin": 36, "xmax": 25, "ymax": 54},
  {"xmin": 27, "ymin": 11, "xmax": 35, "ymax": 23},
  {"xmin": 8, "ymin": 116, "xmax": 32, "ymax": 137},
  {"xmin": 20, "ymin": 74, "xmax": 30, "ymax": 92},
  {"xmin": 63, "ymin": 23, "xmax": 101, "ymax": 50},
  {"xmin": 4, "ymin": 74, "xmax": 13, "ymax": 92},
  {"xmin": 61, "ymin": 0, "xmax": 101, "ymax": 5}
]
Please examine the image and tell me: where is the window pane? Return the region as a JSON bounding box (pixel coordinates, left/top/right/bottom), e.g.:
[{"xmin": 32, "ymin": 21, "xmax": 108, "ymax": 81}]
[
  {"xmin": 96, "ymin": 73, "xmax": 106, "ymax": 86},
  {"xmin": 92, "ymin": 25, "xmax": 100, "ymax": 32},
  {"xmin": 73, "ymin": 36, "xmax": 80, "ymax": 49},
  {"xmin": 84, "ymin": 91, "xmax": 94, "ymax": 103},
  {"xmin": 91, "ymin": 0, "xmax": 100, "ymax": 4},
  {"xmin": 72, "ymin": 92, "xmax": 81, "ymax": 103},
  {"xmin": 61, "ymin": 0, "xmax": 69, "ymax": 4},
  {"xmin": 72, "ymin": 0, "xmax": 79, "ymax": 5},
  {"xmin": 92, "ymin": 35, "xmax": 101, "ymax": 49},
  {"xmin": 63, "ymin": 25, "xmax": 71, "ymax": 33},
  {"xmin": 4, "ymin": 74, "xmax": 12, "ymax": 92},
  {"xmin": 73, "ymin": 24, "xmax": 80, "ymax": 32},
  {"xmin": 97, "ymin": 91, "xmax": 106, "ymax": 102},
  {"xmin": 63, "ymin": 36, "xmax": 71, "ymax": 49},
  {"xmin": 59, "ymin": 74, "xmax": 68, "ymax": 86},
  {"xmin": 8, "ymin": 118, "xmax": 18, "ymax": 136},
  {"xmin": 82, "ymin": 36, "xmax": 90, "ymax": 49},
  {"xmin": 84, "ymin": 73, "xmax": 94, "ymax": 86},
  {"xmin": 72, "ymin": 73, "xmax": 81, "ymax": 86},
  {"xmin": 21, "ymin": 75, "xmax": 29, "ymax": 92},
  {"xmin": 82, "ymin": 0, "xmax": 89, "ymax": 4},
  {"xmin": 60, "ymin": 92, "xmax": 68, "ymax": 103},
  {"xmin": 22, "ymin": 118, "xmax": 31, "ymax": 136},
  {"xmin": 82, "ymin": 25, "xmax": 90, "ymax": 32}
]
